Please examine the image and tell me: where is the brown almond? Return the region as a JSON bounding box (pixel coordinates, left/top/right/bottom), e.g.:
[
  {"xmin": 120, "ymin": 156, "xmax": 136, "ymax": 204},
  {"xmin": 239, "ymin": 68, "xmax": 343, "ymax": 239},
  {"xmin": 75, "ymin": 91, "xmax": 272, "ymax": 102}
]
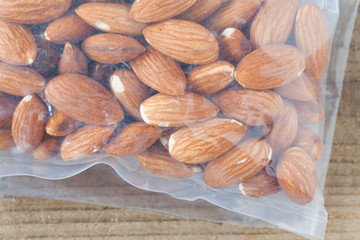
[
  {"xmin": 186, "ymin": 61, "xmax": 234, "ymax": 95},
  {"xmin": 0, "ymin": 62, "xmax": 45, "ymax": 96},
  {"xmin": 32, "ymin": 35, "xmax": 60, "ymax": 77},
  {"xmin": 110, "ymin": 69, "xmax": 152, "ymax": 120},
  {"xmin": 46, "ymin": 111, "xmax": 78, "ymax": 137},
  {"xmin": 177, "ymin": 0, "xmax": 224, "ymax": 22},
  {"xmin": 0, "ymin": 92, "xmax": 19, "ymax": 128},
  {"xmin": 76, "ymin": 2, "xmax": 147, "ymax": 35},
  {"xmin": 137, "ymin": 147, "xmax": 203, "ymax": 179},
  {"xmin": 143, "ymin": 20, "xmax": 219, "ymax": 65},
  {"xmin": 61, "ymin": 125, "xmax": 116, "ymax": 161},
  {"xmin": 58, "ymin": 43, "xmax": 89, "ymax": 75},
  {"xmin": 0, "ymin": 129, "xmax": 15, "ymax": 152},
  {"xmin": 45, "ymin": 74, "xmax": 124, "ymax": 126},
  {"xmin": 82, "ymin": 33, "xmax": 145, "ymax": 64},
  {"xmin": 33, "ymin": 135, "xmax": 63, "ymax": 161},
  {"xmin": 130, "ymin": 0, "xmax": 196, "ymax": 23},
  {"xmin": 89, "ymin": 62, "xmax": 113, "ymax": 85},
  {"xmin": 140, "ymin": 92, "xmax": 219, "ymax": 127},
  {"xmin": 169, "ymin": 118, "xmax": 247, "ymax": 164},
  {"xmin": 130, "ymin": 46, "xmax": 186, "ymax": 95},
  {"xmin": 294, "ymin": 101, "xmax": 325, "ymax": 125},
  {"xmin": 212, "ymin": 88, "xmax": 283, "ymax": 126},
  {"xmin": 235, "ymin": 44, "xmax": 306, "ymax": 90},
  {"xmin": 12, "ymin": 95, "xmax": 47, "ymax": 153},
  {"xmin": 0, "ymin": 20, "xmax": 37, "ymax": 66},
  {"xmin": 293, "ymin": 127, "xmax": 323, "ymax": 162}
]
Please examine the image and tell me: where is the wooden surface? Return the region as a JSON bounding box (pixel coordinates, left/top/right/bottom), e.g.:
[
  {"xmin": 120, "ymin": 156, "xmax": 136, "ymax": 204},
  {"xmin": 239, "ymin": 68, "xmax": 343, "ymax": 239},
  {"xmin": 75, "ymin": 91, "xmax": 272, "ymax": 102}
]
[{"xmin": 0, "ymin": 7, "xmax": 359, "ymax": 240}]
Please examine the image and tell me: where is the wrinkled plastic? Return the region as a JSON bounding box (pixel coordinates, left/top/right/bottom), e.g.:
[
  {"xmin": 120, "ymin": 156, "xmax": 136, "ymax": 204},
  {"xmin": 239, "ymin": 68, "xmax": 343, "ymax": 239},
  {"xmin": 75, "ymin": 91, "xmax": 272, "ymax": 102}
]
[{"xmin": 0, "ymin": 1, "xmax": 359, "ymax": 240}]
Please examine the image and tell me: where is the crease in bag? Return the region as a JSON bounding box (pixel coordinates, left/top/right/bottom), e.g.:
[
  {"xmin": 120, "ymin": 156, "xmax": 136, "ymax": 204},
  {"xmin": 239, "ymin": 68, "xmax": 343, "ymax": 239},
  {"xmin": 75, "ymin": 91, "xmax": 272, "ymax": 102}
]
[{"xmin": 0, "ymin": 0, "xmax": 358, "ymax": 239}]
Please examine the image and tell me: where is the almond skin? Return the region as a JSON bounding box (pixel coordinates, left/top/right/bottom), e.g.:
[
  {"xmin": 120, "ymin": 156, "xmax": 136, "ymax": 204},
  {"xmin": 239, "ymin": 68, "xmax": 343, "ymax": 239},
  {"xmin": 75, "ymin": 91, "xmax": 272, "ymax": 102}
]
[
  {"xmin": 250, "ymin": 0, "xmax": 298, "ymax": 48},
  {"xmin": 46, "ymin": 111, "xmax": 78, "ymax": 137},
  {"xmin": 276, "ymin": 147, "xmax": 318, "ymax": 205},
  {"xmin": 186, "ymin": 61, "xmax": 235, "ymax": 95},
  {"xmin": 12, "ymin": 95, "xmax": 47, "ymax": 153},
  {"xmin": 32, "ymin": 35, "xmax": 60, "ymax": 77},
  {"xmin": 239, "ymin": 169, "xmax": 281, "ymax": 198},
  {"xmin": 0, "ymin": 20, "xmax": 37, "ymax": 66},
  {"xmin": 212, "ymin": 89, "xmax": 283, "ymax": 126},
  {"xmin": 274, "ymin": 72, "xmax": 317, "ymax": 102},
  {"xmin": 0, "ymin": 129, "xmax": 15, "ymax": 152},
  {"xmin": 267, "ymin": 100, "xmax": 298, "ymax": 158},
  {"xmin": 45, "ymin": 74, "xmax": 124, "ymax": 126},
  {"xmin": 294, "ymin": 101, "xmax": 325, "ymax": 125},
  {"xmin": 33, "ymin": 135, "xmax": 63, "ymax": 161},
  {"xmin": 137, "ymin": 147, "xmax": 203, "ymax": 179},
  {"xmin": 235, "ymin": 44, "xmax": 306, "ymax": 90},
  {"xmin": 295, "ymin": 4, "xmax": 329, "ymax": 80},
  {"xmin": 45, "ymin": 12, "xmax": 94, "ymax": 45},
  {"xmin": 110, "ymin": 69, "xmax": 152, "ymax": 120},
  {"xmin": 76, "ymin": 2, "xmax": 147, "ymax": 35},
  {"xmin": 204, "ymin": 138, "xmax": 272, "ymax": 188},
  {"xmin": 129, "ymin": 0, "xmax": 196, "ymax": 23},
  {"xmin": 176, "ymin": 0, "xmax": 224, "ymax": 22},
  {"xmin": 89, "ymin": 62, "xmax": 113, "ymax": 85},
  {"xmin": 58, "ymin": 43, "xmax": 88, "ymax": 75},
  {"xmin": 140, "ymin": 92, "xmax": 219, "ymax": 127},
  {"xmin": 0, "ymin": 0, "xmax": 72, "ymax": 24},
  {"xmin": 0, "ymin": 93, "xmax": 19, "ymax": 128},
  {"xmin": 61, "ymin": 125, "xmax": 116, "ymax": 161},
  {"xmin": 82, "ymin": 33, "xmax": 145, "ymax": 64},
  {"xmin": 0, "ymin": 62, "xmax": 46, "ymax": 96},
  {"xmin": 293, "ymin": 127, "xmax": 323, "ymax": 162},
  {"xmin": 143, "ymin": 20, "xmax": 219, "ymax": 65},
  {"xmin": 130, "ymin": 46, "xmax": 186, "ymax": 95},
  {"xmin": 105, "ymin": 122, "xmax": 162, "ymax": 157},
  {"xmin": 204, "ymin": 0, "xmax": 262, "ymax": 33},
  {"xmin": 219, "ymin": 28, "xmax": 252, "ymax": 65},
  {"xmin": 169, "ymin": 118, "xmax": 247, "ymax": 164}
]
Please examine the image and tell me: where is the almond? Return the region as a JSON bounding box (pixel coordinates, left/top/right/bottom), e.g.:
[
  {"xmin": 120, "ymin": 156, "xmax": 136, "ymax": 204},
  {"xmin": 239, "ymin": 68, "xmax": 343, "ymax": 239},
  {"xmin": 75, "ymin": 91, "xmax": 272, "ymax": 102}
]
[
  {"xmin": 32, "ymin": 35, "xmax": 60, "ymax": 77},
  {"xmin": 0, "ymin": 0, "xmax": 71, "ymax": 24},
  {"xmin": 46, "ymin": 111, "xmax": 78, "ymax": 137},
  {"xmin": 294, "ymin": 101, "xmax": 325, "ymax": 125},
  {"xmin": 0, "ymin": 62, "xmax": 46, "ymax": 96},
  {"xmin": 89, "ymin": 62, "xmax": 113, "ymax": 85},
  {"xmin": 12, "ymin": 95, "xmax": 47, "ymax": 153},
  {"xmin": 276, "ymin": 147, "xmax": 318, "ymax": 205},
  {"xmin": 169, "ymin": 118, "xmax": 247, "ymax": 164},
  {"xmin": 136, "ymin": 147, "xmax": 203, "ymax": 179},
  {"xmin": 82, "ymin": 33, "xmax": 145, "ymax": 64},
  {"xmin": 0, "ymin": 129, "xmax": 15, "ymax": 152},
  {"xmin": 204, "ymin": 0, "xmax": 262, "ymax": 32},
  {"xmin": 212, "ymin": 88, "xmax": 283, "ymax": 126},
  {"xmin": 61, "ymin": 124, "xmax": 116, "ymax": 161},
  {"xmin": 267, "ymin": 100, "xmax": 298, "ymax": 158},
  {"xmin": 219, "ymin": 28, "xmax": 252, "ymax": 65},
  {"xmin": 250, "ymin": 0, "xmax": 298, "ymax": 48},
  {"xmin": 76, "ymin": 2, "xmax": 147, "ymax": 35},
  {"xmin": 204, "ymin": 138, "xmax": 272, "ymax": 188},
  {"xmin": 293, "ymin": 127, "xmax": 323, "ymax": 162},
  {"xmin": 45, "ymin": 73, "xmax": 124, "ymax": 126},
  {"xmin": 105, "ymin": 122, "xmax": 162, "ymax": 157},
  {"xmin": 239, "ymin": 169, "xmax": 281, "ymax": 198},
  {"xmin": 58, "ymin": 43, "xmax": 89, "ymax": 75},
  {"xmin": 130, "ymin": 46, "xmax": 186, "ymax": 95},
  {"xmin": 129, "ymin": 0, "xmax": 196, "ymax": 23},
  {"xmin": 176, "ymin": 0, "xmax": 224, "ymax": 22},
  {"xmin": 33, "ymin": 135, "xmax": 63, "ymax": 161},
  {"xmin": 110, "ymin": 69, "xmax": 152, "ymax": 120},
  {"xmin": 235, "ymin": 44, "xmax": 306, "ymax": 90},
  {"xmin": 0, "ymin": 92, "xmax": 19, "ymax": 128},
  {"xmin": 0, "ymin": 20, "xmax": 37, "ymax": 65},
  {"xmin": 186, "ymin": 61, "xmax": 235, "ymax": 95},
  {"xmin": 140, "ymin": 92, "xmax": 219, "ymax": 127},
  {"xmin": 45, "ymin": 12, "xmax": 94, "ymax": 45},
  {"xmin": 143, "ymin": 20, "xmax": 219, "ymax": 65},
  {"xmin": 295, "ymin": 4, "xmax": 329, "ymax": 80},
  {"xmin": 274, "ymin": 72, "xmax": 317, "ymax": 102}
]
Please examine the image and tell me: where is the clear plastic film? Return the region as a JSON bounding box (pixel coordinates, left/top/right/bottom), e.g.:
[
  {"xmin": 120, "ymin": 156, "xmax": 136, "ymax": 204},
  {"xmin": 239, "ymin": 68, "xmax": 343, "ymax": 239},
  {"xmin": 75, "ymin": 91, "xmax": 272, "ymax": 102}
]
[{"xmin": 0, "ymin": 1, "xmax": 359, "ymax": 239}]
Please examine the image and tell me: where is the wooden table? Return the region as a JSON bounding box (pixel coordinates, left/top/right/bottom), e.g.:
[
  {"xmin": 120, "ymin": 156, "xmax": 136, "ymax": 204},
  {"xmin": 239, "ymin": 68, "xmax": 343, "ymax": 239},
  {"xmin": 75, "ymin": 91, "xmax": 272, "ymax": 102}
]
[{"xmin": 0, "ymin": 5, "xmax": 359, "ymax": 240}]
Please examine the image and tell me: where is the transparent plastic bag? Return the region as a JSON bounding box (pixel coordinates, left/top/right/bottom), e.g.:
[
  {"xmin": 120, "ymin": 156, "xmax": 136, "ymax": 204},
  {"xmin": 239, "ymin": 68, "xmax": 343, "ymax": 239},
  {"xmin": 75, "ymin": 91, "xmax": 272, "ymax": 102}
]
[{"xmin": 0, "ymin": 1, "xmax": 359, "ymax": 239}]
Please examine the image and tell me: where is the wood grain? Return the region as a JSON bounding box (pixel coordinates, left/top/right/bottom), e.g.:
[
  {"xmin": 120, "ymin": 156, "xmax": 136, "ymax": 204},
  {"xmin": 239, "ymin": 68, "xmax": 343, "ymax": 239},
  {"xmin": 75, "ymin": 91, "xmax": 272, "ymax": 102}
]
[{"xmin": 0, "ymin": 4, "xmax": 359, "ymax": 240}]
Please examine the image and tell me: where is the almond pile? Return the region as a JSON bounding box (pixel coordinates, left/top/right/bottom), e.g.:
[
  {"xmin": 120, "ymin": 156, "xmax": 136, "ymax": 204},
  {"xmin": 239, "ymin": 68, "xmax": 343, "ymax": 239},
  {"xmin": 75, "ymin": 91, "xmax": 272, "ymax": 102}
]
[{"xmin": 0, "ymin": 0, "xmax": 329, "ymax": 206}]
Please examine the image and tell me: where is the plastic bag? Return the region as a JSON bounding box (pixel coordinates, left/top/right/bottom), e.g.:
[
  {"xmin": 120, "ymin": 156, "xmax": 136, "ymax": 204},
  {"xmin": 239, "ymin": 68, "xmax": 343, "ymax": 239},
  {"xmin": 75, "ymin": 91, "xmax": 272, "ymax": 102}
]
[{"xmin": 0, "ymin": 0, "xmax": 359, "ymax": 239}]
